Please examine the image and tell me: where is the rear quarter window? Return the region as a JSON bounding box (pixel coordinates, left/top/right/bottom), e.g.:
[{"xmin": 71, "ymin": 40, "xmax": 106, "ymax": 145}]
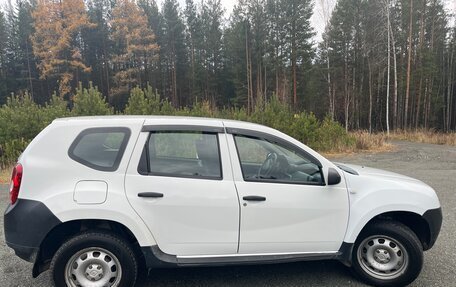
[{"xmin": 68, "ymin": 127, "xmax": 131, "ymax": 171}]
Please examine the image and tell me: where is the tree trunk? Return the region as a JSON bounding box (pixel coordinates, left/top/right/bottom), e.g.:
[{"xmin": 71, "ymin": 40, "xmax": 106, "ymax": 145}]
[
  {"xmin": 326, "ymin": 42, "xmax": 333, "ymax": 119},
  {"xmin": 404, "ymin": 0, "xmax": 414, "ymax": 129},
  {"xmin": 368, "ymin": 59, "xmax": 373, "ymax": 133},
  {"xmin": 447, "ymin": 39, "xmax": 455, "ymax": 131},
  {"xmin": 390, "ymin": 21, "xmax": 398, "ymax": 130},
  {"xmin": 292, "ymin": 42, "xmax": 297, "ymax": 107},
  {"xmin": 415, "ymin": 0, "xmax": 426, "ymax": 129},
  {"xmin": 245, "ymin": 24, "xmax": 251, "ymax": 113},
  {"xmin": 386, "ymin": 0, "xmax": 391, "ymax": 135}
]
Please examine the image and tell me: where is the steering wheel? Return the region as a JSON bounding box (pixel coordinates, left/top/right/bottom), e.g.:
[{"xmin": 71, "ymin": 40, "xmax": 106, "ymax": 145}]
[{"xmin": 258, "ymin": 152, "xmax": 278, "ymax": 178}]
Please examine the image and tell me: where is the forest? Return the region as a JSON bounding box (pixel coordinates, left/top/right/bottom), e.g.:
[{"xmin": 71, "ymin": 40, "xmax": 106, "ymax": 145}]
[{"xmin": 0, "ymin": 0, "xmax": 455, "ymax": 133}]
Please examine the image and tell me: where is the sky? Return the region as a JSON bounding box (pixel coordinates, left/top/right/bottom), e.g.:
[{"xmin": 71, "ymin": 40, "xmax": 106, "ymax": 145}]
[{"xmin": 0, "ymin": 0, "xmax": 455, "ymax": 43}]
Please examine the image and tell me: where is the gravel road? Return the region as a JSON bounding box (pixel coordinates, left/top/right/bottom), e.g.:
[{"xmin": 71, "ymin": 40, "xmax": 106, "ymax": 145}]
[{"xmin": 0, "ymin": 140, "xmax": 454, "ymax": 287}]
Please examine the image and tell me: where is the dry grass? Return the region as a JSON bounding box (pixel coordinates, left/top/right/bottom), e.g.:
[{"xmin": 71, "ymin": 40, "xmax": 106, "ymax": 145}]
[
  {"xmin": 323, "ymin": 131, "xmax": 394, "ymax": 158},
  {"xmin": 326, "ymin": 129, "xmax": 456, "ymax": 158},
  {"xmin": 389, "ymin": 129, "xmax": 456, "ymax": 146},
  {"xmin": 0, "ymin": 166, "xmax": 11, "ymax": 184},
  {"xmin": 351, "ymin": 131, "xmax": 394, "ymax": 151}
]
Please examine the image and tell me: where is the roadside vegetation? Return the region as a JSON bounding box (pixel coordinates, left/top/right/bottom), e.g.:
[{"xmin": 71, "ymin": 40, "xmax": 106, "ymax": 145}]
[
  {"xmin": 0, "ymin": 85, "xmax": 391, "ymax": 171},
  {"xmin": 389, "ymin": 130, "xmax": 456, "ymax": 146}
]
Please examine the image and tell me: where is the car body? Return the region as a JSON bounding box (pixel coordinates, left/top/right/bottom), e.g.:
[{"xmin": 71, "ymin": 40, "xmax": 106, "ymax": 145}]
[{"xmin": 4, "ymin": 116, "xmax": 442, "ymax": 287}]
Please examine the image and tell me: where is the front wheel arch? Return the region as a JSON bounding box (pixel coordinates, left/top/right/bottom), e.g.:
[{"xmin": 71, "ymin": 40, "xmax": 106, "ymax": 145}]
[
  {"xmin": 339, "ymin": 211, "xmax": 429, "ymax": 267},
  {"xmin": 356, "ymin": 211, "xmax": 430, "ymax": 250}
]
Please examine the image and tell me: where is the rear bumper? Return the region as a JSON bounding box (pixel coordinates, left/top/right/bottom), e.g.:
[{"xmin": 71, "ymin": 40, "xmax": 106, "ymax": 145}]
[
  {"xmin": 422, "ymin": 207, "xmax": 442, "ymax": 250},
  {"xmin": 4, "ymin": 199, "xmax": 61, "ymax": 263},
  {"xmin": 5, "ymin": 241, "xmax": 39, "ymax": 262}
]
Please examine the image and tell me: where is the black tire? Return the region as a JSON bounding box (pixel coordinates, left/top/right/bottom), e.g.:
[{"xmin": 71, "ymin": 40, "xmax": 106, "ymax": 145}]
[
  {"xmin": 50, "ymin": 231, "xmax": 138, "ymax": 287},
  {"xmin": 351, "ymin": 221, "xmax": 423, "ymax": 287}
]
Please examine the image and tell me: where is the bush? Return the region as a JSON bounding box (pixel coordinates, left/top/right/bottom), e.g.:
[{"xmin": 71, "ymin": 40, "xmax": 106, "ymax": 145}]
[
  {"xmin": 0, "ymin": 93, "xmax": 44, "ymax": 145},
  {"xmin": 0, "ymin": 138, "xmax": 29, "ymax": 168},
  {"xmin": 315, "ymin": 116, "xmax": 355, "ymax": 152},
  {"xmin": 72, "ymin": 82, "xmax": 113, "ymax": 116},
  {"xmin": 0, "ymin": 92, "xmax": 70, "ymax": 167},
  {"xmin": 0, "ymin": 85, "xmax": 357, "ymax": 167},
  {"xmin": 124, "ymin": 85, "xmax": 161, "ymax": 115}
]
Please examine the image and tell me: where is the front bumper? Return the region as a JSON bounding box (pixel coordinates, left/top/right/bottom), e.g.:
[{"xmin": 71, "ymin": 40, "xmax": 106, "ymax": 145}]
[
  {"xmin": 422, "ymin": 207, "xmax": 442, "ymax": 250},
  {"xmin": 4, "ymin": 199, "xmax": 61, "ymax": 263}
]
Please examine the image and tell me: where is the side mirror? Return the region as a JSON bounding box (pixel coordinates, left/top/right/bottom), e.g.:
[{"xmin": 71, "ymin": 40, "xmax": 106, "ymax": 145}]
[{"xmin": 327, "ymin": 168, "xmax": 341, "ymax": 185}]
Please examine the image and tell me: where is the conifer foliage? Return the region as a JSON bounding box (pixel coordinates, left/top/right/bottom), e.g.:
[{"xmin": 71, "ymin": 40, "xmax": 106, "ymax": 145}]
[{"xmin": 0, "ymin": 0, "xmax": 454, "ymax": 131}]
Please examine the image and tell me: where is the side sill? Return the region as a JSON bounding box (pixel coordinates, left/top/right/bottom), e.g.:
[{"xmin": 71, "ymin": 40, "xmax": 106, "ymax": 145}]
[{"xmin": 141, "ymin": 246, "xmax": 342, "ymax": 268}]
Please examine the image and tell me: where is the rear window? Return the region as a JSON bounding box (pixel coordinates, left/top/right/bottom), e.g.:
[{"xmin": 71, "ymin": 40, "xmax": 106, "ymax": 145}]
[
  {"xmin": 141, "ymin": 131, "xmax": 222, "ymax": 179},
  {"xmin": 68, "ymin": 127, "xmax": 131, "ymax": 171}
]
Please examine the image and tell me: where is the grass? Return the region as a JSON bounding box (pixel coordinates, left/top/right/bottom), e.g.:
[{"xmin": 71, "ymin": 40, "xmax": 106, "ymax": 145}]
[
  {"xmin": 0, "ymin": 166, "xmax": 11, "ymax": 184},
  {"xmin": 326, "ymin": 129, "xmax": 456, "ymax": 158},
  {"xmin": 323, "ymin": 131, "xmax": 394, "ymax": 158},
  {"xmin": 389, "ymin": 129, "xmax": 456, "ymax": 146}
]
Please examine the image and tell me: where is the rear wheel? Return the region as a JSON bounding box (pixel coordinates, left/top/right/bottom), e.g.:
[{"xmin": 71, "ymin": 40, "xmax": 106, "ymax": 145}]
[
  {"xmin": 50, "ymin": 231, "xmax": 138, "ymax": 287},
  {"xmin": 352, "ymin": 221, "xmax": 423, "ymax": 287}
]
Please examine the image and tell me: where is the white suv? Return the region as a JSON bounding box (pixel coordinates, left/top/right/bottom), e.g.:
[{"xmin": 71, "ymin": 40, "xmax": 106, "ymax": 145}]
[{"xmin": 5, "ymin": 116, "xmax": 442, "ymax": 287}]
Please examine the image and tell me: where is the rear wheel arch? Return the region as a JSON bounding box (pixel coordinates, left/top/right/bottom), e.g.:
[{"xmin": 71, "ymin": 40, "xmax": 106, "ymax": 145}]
[
  {"xmin": 33, "ymin": 219, "xmax": 145, "ymax": 278},
  {"xmin": 50, "ymin": 231, "xmax": 139, "ymax": 287}
]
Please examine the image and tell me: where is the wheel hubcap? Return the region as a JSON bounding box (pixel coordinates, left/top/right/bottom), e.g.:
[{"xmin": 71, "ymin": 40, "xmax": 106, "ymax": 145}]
[
  {"xmin": 86, "ymin": 263, "xmax": 104, "ymax": 281},
  {"xmin": 357, "ymin": 235, "xmax": 408, "ymax": 280},
  {"xmin": 65, "ymin": 247, "xmax": 122, "ymax": 287},
  {"xmin": 374, "ymin": 248, "xmax": 391, "ymax": 264}
]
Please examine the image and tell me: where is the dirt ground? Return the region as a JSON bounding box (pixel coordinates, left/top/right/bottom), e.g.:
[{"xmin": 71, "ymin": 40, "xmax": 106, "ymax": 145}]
[{"xmin": 0, "ymin": 140, "xmax": 454, "ymax": 286}]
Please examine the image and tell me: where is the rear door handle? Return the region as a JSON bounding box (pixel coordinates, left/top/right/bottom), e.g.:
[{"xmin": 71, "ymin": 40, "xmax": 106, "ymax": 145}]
[
  {"xmin": 138, "ymin": 192, "xmax": 164, "ymax": 198},
  {"xmin": 243, "ymin": 195, "xmax": 266, "ymax": 201}
]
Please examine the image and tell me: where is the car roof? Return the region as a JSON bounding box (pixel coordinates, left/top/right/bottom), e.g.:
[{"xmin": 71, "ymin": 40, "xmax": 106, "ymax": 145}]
[{"xmin": 53, "ymin": 115, "xmax": 269, "ymax": 132}]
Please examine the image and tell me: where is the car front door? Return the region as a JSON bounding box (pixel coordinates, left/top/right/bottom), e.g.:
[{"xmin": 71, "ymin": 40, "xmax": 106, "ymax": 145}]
[
  {"xmin": 226, "ymin": 130, "xmax": 349, "ymax": 254},
  {"xmin": 125, "ymin": 125, "xmax": 240, "ymax": 256}
]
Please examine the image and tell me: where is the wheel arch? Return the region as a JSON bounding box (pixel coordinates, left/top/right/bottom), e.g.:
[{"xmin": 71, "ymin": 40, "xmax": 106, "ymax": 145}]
[
  {"xmin": 32, "ymin": 219, "xmax": 145, "ymax": 278},
  {"xmin": 339, "ymin": 210, "xmax": 431, "ymax": 267},
  {"xmin": 359, "ymin": 211, "xmax": 431, "ymax": 249}
]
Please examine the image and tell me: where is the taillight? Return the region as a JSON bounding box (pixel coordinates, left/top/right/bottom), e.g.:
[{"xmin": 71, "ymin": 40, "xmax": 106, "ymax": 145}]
[{"xmin": 9, "ymin": 163, "xmax": 23, "ymax": 205}]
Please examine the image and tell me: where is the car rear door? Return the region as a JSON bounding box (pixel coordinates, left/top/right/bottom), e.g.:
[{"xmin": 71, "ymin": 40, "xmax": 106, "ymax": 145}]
[
  {"xmin": 225, "ymin": 128, "xmax": 349, "ymax": 254},
  {"xmin": 125, "ymin": 122, "xmax": 240, "ymax": 256}
]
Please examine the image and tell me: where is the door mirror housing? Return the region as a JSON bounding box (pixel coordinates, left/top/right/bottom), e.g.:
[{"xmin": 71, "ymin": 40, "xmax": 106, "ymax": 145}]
[{"xmin": 327, "ymin": 168, "xmax": 341, "ymax": 185}]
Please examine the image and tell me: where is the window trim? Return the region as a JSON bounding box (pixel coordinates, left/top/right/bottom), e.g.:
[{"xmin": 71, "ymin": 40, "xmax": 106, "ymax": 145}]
[
  {"xmin": 68, "ymin": 127, "xmax": 131, "ymax": 172},
  {"xmin": 232, "ymin": 133, "xmax": 326, "ymax": 186},
  {"xmin": 138, "ymin": 131, "xmax": 224, "ymax": 181},
  {"xmin": 142, "ymin": 125, "xmax": 224, "ymax": 133}
]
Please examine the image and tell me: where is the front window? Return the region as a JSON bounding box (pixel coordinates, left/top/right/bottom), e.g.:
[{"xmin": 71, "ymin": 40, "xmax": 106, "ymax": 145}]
[{"xmin": 234, "ymin": 135, "xmax": 323, "ymax": 184}]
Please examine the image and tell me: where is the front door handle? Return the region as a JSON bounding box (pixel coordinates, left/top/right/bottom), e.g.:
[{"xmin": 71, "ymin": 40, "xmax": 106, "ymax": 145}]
[
  {"xmin": 243, "ymin": 195, "xmax": 266, "ymax": 201},
  {"xmin": 138, "ymin": 192, "xmax": 164, "ymax": 198}
]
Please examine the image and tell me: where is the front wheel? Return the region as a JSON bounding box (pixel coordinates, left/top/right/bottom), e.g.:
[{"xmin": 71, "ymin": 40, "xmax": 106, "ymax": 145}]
[
  {"xmin": 352, "ymin": 221, "xmax": 423, "ymax": 287},
  {"xmin": 50, "ymin": 231, "xmax": 138, "ymax": 287}
]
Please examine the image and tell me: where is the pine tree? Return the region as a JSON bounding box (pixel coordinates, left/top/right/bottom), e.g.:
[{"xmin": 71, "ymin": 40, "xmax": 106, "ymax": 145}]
[
  {"xmin": 110, "ymin": 0, "xmax": 159, "ymax": 109},
  {"xmin": 184, "ymin": 0, "xmax": 202, "ymax": 102},
  {"xmin": 161, "ymin": 0, "xmax": 187, "ymax": 106},
  {"xmin": 31, "ymin": 0, "xmax": 95, "ymax": 98},
  {"xmin": 83, "ymin": 0, "xmax": 115, "ymax": 98},
  {"xmin": 138, "ymin": 0, "xmax": 162, "ymax": 93},
  {"xmin": 200, "ymin": 0, "xmax": 224, "ymax": 105},
  {"xmin": 282, "ymin": 0, "xmax": 315, "ymax": 107}
]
